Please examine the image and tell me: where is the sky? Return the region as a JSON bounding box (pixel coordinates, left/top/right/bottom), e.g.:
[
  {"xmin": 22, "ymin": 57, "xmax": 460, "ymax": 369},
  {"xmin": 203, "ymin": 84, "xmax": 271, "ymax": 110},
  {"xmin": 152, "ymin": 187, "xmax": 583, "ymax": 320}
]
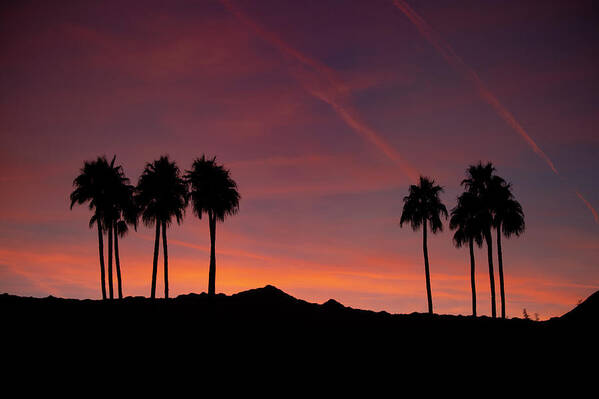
[{"xmin": 1, "ymin": 0, "xmax": 598, "ymax": 319}]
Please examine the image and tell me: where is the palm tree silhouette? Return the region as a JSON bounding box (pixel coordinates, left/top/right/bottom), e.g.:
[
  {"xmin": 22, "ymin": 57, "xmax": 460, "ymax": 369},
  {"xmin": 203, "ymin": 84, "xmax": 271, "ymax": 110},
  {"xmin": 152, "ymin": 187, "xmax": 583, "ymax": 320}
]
[
  {"xmin": 186, "ymin": 155, "xmax": 240, "ymax": 296},
  {"xmin": 113, "ymin": 220, "xmax": 128, "ymax": 299},
  {"xmin": 493, "ymin": 182, "xmax": 525, "ymax": 319},
  {"xmin": 450, "ymin": 191, "xmax": 485, "ymax": 316},
  {"xmin": 400, "ymin": 176, "xmax": 447, "ymax": 314},
  {"xmin": 136, "ymin": 156, "xmax": 188, "ymax": 299},
  {"xmin": 70, "ymin": 156, "xmax": 114, "ymax": 300},
  {"xmin": 461, "ymin": 162, "xmax": 505, "ymax": 318},
  {"xmin": 107, "ymin": 159, "xmax": 137, "ymax": 299}
]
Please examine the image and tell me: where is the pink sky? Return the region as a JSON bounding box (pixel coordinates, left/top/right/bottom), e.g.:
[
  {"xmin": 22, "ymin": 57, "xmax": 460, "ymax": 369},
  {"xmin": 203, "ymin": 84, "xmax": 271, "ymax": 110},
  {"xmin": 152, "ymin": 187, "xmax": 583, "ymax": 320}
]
[{"xmin": 1, "ymin": 0, "xmax": 598, "ymax": 319}]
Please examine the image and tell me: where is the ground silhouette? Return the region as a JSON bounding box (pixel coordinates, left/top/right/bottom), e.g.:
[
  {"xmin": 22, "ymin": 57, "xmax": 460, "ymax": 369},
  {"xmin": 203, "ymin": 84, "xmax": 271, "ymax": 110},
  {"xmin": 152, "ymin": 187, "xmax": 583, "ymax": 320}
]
[
  {"xmin": 3, "ymin": 285, "xmax": 596, "ymax": 344},
  {"xmin": 3, "ymin": 285, "xmax": 594, "ymax": 387}
]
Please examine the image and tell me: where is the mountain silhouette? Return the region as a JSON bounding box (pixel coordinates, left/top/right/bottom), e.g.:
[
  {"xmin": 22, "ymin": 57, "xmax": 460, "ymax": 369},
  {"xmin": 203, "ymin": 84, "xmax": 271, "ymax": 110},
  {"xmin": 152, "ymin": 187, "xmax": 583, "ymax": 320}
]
[
  {"xmin": 2, "ymin": 285, "xmax": 596, "ymax": 371},
  {"xmin": 558, "ymin": 290, "xmax": 599, "ymax": 324},
  {"xmin": 3, "ymin": 285, "xmax": 597, "ymax": 327}
]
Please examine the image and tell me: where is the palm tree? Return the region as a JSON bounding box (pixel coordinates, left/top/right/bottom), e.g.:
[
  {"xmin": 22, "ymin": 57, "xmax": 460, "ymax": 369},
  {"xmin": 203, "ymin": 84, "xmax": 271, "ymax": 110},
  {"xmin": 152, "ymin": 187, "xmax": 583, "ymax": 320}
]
[
  {"xmin": 136, "ymin": 156, "xmax": 188, "ymax": 299},
  {"xmin": 400, "ymin": 176, "xmax": 447, "ymax": 314},
  {"xmin": 450, "ymin": 191, "xmax": 484, "ymax": 317},
  {"xmin": 70, "ymin": 156, "xmax": 114, "ymax": 300},
  {"xmin": 94, "ymin": 156, "xmax": 137, "ymax": 300},
  {"xmin": 108, "ymin": 162, "xmax": 137, "ymax": 300},
  {"xmin": 186, "ymin": 155, "xmax": 240, "ymax": 296},
  {"xmin": 113, "ymin": 220, "xmax": 128, "ymax": 299},
  {"xmin": 493, "ymin": 183, "xmax": 525, "ymax": 319},
  {"xmin": 461, "ymin": 162, "xmax": 505, "ymax": 318}
]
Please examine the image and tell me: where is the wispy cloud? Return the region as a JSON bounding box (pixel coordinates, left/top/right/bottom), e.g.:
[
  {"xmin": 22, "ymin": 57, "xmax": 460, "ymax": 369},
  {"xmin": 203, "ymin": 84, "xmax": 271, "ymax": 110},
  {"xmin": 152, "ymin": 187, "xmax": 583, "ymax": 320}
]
[
  {"xmin": 392, "ymin": 0, "xmax": 599, "ymax": 224},
  {"xmin": 219, "ymin": 0, "xmax": 419, "ymax": 182}
]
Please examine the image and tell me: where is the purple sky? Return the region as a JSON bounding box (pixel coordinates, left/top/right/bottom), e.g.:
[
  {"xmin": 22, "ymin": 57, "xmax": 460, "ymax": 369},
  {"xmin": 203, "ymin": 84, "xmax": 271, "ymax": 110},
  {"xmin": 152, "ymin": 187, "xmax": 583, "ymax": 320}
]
[{"xmin": 1, "ymin": 0, "xmax": 598, "ymax": 318}]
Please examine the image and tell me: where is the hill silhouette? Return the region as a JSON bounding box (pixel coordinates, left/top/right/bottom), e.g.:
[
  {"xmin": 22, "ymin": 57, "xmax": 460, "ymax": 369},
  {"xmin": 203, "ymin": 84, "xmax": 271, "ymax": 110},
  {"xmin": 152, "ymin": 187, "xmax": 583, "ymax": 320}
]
[
  {"xmin": 3, "ymin": 284, "xmax": 596, "ymax": 329},
  {"xmin": 556, "ymin": 290, "xmax": 599, "ymax": 324},
  {"xmin": 2, "ymin": 285, "xmax": 596, "ymax": 370}
]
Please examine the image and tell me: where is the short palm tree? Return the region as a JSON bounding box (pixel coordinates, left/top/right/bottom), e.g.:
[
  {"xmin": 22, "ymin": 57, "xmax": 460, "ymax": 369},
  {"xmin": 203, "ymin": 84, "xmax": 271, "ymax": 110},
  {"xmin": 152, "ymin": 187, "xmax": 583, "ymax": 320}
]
[
  {"xmin": 461, "ymin": 162, "xmax": 505, "ymax": 318},
  {"xmin": 136, "ymin": 156, "xmax": 188, "ymax": 299},
  {"xmin": 450, "ymin": 191, "xmax": 484, "ymax": 316},
  {"xmin": 493, "ymin": 183, "xmax": 525, "ymax": 319},
  {"xmin": 400, "ymin": 176, "xmax": 447, "ymax": 314},
  {"xmin": 70, "ymin": 156, "xmax": 114, "ymax": 300},
  {"xmin": 186, "ymin": 155, "xmax": 240, "ymax": 296}
]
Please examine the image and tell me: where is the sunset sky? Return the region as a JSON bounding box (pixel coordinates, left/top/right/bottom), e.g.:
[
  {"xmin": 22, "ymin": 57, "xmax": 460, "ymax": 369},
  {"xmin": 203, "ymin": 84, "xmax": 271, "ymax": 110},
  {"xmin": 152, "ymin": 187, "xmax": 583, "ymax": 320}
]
[{"xmin": 1, "ymin": 0, "xmax": 598, "ymax": 319}]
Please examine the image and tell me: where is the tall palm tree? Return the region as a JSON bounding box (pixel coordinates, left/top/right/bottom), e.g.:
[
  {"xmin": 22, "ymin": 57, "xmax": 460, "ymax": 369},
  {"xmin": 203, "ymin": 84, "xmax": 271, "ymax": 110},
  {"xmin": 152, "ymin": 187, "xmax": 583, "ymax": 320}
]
[
  {"xmin": 186, "ymin": 155, "xmax": 240, "ymax": 296},
  {"xmin": 493, "ymin": 183, "xmax": 525, "ymax": 319},
  {"xmin": 136, "ymin": 156, "xmax": 188, "ymax": 299},
  {"xmin": 113, "ymin": 220, "xmax": 128, "ymax": 299},
  {"xmin": 108, "ymin": 161, "xmax": 137, "ymax": 300},
  {"xmin": 450, "ymin": 191, "xmax": 484, "ymax": 317},
  {"xmin": 400, "ymin": 176, "xmax": 447, "ymax": 314},
  {"xmin": 70, "ymin": 156, "xmax": 114, "ymax": 300},
  {"xmin": 96, "ymin": 156, "xmax": 137, "ymax": 300},
  {"xmin": 461, "ymin": 162, "xmax": 505, "ymax": 318}
]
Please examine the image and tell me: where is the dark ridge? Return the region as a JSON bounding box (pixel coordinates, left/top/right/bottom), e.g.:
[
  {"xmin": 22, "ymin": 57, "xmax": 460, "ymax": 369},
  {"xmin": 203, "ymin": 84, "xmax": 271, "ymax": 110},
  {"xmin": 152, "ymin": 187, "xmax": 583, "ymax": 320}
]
[
  {"xmin": 1, "ymin": 285, "xmax": 596, "ymax": 376},
  {"xmin": 558, "ymin": 290, "xmax": 599, "ymax": 323},
  {"xmin": 2, "ymin": 285, "xmax": 597, "ymax": 359},
  {"xmin": 322, "ymin": 298, "xmax": 345, "ymax": 309},
  {"xmin": 3, "ymin": 286, "xmax": 598, "ymax": 324},
  {"xmin": 231, "ymin": 284, "xmax": 300, "ymax": 303}
]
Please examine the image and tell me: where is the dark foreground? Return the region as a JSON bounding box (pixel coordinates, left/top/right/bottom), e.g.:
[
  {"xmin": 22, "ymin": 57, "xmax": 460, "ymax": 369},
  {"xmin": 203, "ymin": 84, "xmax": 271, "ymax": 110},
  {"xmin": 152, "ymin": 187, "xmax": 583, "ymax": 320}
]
[{"xmin": 3, "ymin": 285, "xmax": 598, "ymax": 378}]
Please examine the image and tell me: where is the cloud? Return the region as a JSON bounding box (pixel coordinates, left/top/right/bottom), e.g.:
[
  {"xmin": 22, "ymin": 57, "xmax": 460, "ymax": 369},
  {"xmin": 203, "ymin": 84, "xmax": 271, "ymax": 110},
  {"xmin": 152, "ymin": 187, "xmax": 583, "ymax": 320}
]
[
  {"xmin": 392, "ymin": 0, "xmax": 599, "ymax": 224},
  {"xmin": 219, "ymin": 0, "xmax": 420, "ymax": 182}
]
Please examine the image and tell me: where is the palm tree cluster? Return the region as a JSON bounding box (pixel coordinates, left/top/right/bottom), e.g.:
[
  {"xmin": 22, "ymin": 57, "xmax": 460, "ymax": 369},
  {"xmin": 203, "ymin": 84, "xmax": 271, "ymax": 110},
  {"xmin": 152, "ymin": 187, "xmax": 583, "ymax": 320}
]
[
  {"xmin": 400, "ymin": 162, "xmax": 524, "ymax": 318},
  {"xmin": 70, "ymin": 155, "xmax": 240, "ymax": 300},
  {"xmin": 71, "ymin": 155, "xmax": 521, "ymax": 319}
]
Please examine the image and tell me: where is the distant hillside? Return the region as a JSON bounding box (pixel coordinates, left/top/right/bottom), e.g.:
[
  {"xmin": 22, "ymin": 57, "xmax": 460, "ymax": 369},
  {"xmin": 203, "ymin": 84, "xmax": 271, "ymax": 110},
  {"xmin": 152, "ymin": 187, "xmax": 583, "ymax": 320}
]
[
  {"xmin": 2, "ymin": 284, "xmax": 596, "ymax": 368},
  {"xmin": 3, "ymin": 284, "xmax": 596, "ymax": 328},
  {"xmin": 558, "ymin": 290, "xmax": 599, "ymax": 323}
]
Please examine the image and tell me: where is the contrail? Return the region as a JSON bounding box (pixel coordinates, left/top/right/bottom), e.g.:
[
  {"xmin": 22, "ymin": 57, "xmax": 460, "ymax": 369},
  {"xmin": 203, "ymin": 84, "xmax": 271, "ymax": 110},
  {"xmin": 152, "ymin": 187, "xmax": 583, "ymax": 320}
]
[
  {"xmin": 392, "ymin": 0, "xmax": 599, "ymax": 224},
  {"xmin": 392, "ymin": 0, "xmax": 557, "ymax": 174},
  {"xmin": 219, "ymin": 0, "xmax": 348, "ymax": 100},
  {"xmin": 309, "ymin": 87, "xmax": 419, "ymax": 180},
  {"xmin": 219, "ymin": 0, "xmax": 419, "ymax": 182},
  {"xmin": 576, "ymin": 191, "xmax": 599, "ymax": 225}
]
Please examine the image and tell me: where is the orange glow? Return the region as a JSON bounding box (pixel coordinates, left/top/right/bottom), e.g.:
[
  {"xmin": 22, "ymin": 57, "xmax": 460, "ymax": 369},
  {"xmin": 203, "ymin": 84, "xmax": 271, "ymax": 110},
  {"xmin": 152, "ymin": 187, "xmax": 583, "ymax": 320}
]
[{"xmin": 1, "ymin": 0, "xmax": 597, "ymax": 322}]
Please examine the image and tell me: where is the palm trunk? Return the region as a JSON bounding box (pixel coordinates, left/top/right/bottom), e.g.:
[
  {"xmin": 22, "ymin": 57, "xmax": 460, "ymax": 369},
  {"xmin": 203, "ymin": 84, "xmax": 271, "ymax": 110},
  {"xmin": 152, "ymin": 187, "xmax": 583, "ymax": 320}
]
[
  {"xmin": 114, "ymin": 222, "xmax": 123, "ymax": 299},
  {"xmin": 162, "ymin": 220, "xmax": 169, "ymax": 299},
  {"xmin": 97, "ymin": 219, "xmax": 107, "ymax": 300},
  {"xmin": 422, "ymin": 219, "xmax": 433, "ymax": 314},
  {"xmin": 151, "ymin": 222, "xmax": 160, "ymax": 299},
  {"xmin": 485, "ymin": 228, "xmax": 496, "ymax": 318},
  {"xmin": 497, "ymin": 224, "xmax": 506, "ymax": 319},
  {"xmin": 469, "ymin": 237, "xmax": 476, "ymax": 317},
  {"xmin": 208, "ymin": 211, "xmax": 217, "ymax": 296},
  {"xmin": 107, "ymin": 218, "xmax": 114, "ymax": 300}
]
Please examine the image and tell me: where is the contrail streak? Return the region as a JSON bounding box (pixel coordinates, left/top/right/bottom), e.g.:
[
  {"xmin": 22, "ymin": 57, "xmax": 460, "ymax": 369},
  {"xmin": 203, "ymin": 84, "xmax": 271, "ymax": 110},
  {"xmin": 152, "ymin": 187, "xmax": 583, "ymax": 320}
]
[
  {"xmin": 309, "ymin": 87, "xmax": 419, "ymax": 180},
  {"xmin": 576, "ymin": 191, "xmax": 599, "ymax": 225},
  {"xmin": 219, "ymin": 0, "xmax": 348, "ymax": 97},
  {"xmin": 219, "ymin": 0, "xmax": 419, "ymax": 182},
  {"xmin": 392, "ymin": 0, "xmax": 599, "ymax": 224},
  {"xmin": 392, "ymin": 0, "xmax": 557, "ymax": 174}
]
